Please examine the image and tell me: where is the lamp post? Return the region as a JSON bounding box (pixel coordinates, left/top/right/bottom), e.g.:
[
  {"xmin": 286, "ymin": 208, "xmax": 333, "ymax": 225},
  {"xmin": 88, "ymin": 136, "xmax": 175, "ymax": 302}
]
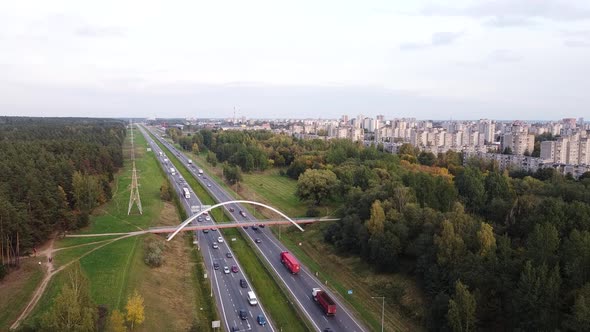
[{"xmin": 371, "ymin": 296, "xmax": 385, "ymax": 332}]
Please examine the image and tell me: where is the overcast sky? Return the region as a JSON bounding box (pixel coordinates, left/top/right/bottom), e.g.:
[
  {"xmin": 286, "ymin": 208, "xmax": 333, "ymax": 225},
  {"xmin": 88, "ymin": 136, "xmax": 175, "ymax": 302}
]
[{"xmin": 1, "ymin": 0, "xmax": 590, "ymax": 120}]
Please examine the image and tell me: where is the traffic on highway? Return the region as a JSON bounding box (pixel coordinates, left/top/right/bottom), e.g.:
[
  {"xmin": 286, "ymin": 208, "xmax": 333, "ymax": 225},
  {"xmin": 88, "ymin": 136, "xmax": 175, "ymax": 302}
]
[
  {"xmin": 142, "ymin": 125, "xmax": 367, "ymax": 332},
  {"xmin": 138, "ymin": 126, "xmax": 274, "ymax": 332}
]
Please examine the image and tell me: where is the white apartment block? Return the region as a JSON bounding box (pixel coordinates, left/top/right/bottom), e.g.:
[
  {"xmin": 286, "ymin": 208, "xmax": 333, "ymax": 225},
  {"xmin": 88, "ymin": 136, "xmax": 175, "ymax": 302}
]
[{"xmin": 502, "ymin": 132, "xmax": 535, "ymax": 155}]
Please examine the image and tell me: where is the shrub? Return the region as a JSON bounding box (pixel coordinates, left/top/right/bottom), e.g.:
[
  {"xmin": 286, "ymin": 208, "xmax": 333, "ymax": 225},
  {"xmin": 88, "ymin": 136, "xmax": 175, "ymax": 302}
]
[{"xmin": 144, "ymin": 239, "xmax": 164, "ymax": 267}]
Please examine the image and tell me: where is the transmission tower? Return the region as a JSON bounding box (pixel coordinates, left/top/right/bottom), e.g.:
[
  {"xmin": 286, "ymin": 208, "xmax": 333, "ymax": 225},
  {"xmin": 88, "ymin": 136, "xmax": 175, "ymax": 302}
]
[{"xmin": 127, "ymin": 121, "xmax": 143, "ymax": 215}]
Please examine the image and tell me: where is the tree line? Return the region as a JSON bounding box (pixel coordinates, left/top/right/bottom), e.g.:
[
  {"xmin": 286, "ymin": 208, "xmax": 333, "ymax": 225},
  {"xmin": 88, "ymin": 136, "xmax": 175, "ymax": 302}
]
[{"xmin": 0, "ymin": 117, "xmax": 125, "ymax": 277}]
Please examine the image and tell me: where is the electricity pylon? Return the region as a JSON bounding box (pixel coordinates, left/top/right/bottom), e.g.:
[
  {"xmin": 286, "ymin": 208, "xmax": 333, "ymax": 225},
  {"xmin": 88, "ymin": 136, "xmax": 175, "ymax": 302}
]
[
  {"xmin": 128, "ymin": 160, "xmax": 143, "ymax": 215},
  {"xmin": 127, "ymin": 121, "xmax": 143, "ymax": 214}
]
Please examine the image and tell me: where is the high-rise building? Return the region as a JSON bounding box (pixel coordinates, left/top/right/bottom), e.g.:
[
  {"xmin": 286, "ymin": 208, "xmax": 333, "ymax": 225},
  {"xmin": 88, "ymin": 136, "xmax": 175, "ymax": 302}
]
[{"xmin": 502, "ymin": 132, "xmax": 535, "ymax": 155}]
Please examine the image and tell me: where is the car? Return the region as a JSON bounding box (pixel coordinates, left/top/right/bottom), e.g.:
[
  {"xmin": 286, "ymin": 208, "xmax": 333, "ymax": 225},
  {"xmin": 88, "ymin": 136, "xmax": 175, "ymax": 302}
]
[
  {"xmin": 207, "ymin": 183, "xmax": 211, "ymax": 187},
  {"xmin": 240, "ymin": 279, "xmax": 248, "ymax": 288},
  {"xmin": 231, "ymin": 327, "xmax": 239, "ymax": 332},
  {"xmin": 259, "ymin": 224, "xmax": 265, "ymax": 228},
  {"xmin": 197, "ymin": 216, "xmax": 203, "ymax": 222},
  {"xmin": 218, "ymin": 237, "xmax": 224, "ymax": 243},
  {"xmin": 203, "ymin": 229, "xmax": 209, "ymax": 233},
  {"xmin": 212, "ymin": 243, "xmax": 219, "ymax": 249},
  {"xmin": 213, "ymin": 263, "xmax": 220, "ymax": 270},
  {"xmin": 251, "ymin": 225, "xmax": 258, "ymax": 230},
  {"xmin": 257, "ymin": 314, "xmax": 267, "ymax": 326},
  {"xmin": 223, "ymin": 266, "xmax": 230, "ymax": 274},
  {"xmin": 211, "ymin": 228, "xmax": 217, "ymax": 231},
  {"xmin": 254, "ymin": 238, "xmax": 262, "ymax": 243},
  {"xmin": 231, "ymin": 265, "xmax": 238, "ymax": 273},
  {"xmin": 243, "ymin": 225, "xmax": 248, "ymax": 229},
  {"xmin": 323, "ymin": 328, "xmax": 332, "ymax": 332},
  {"xmin": 239, "ymin": 309, "xmax": 248, "ymax": 320},
  {"xmin": 229, "ymin": 207, "xmax": 235, "ymax": 212},
  {"xmin": 239, "ymin": 210, "xmax": 247, "ymax": 218},
  {"xmin": 226, "ymin": 252, "xmax": 233, "ymax": 258},
  {"xmin": 205, "ymin": 216, "xmax": 211, "ymax": 221}
]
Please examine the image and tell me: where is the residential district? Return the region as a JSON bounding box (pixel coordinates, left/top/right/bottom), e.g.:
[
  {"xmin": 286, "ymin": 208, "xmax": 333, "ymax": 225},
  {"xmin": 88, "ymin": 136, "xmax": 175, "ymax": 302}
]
[{"xmin": 166, "ymin": 115, "xmax": 590, "ymax": 178}]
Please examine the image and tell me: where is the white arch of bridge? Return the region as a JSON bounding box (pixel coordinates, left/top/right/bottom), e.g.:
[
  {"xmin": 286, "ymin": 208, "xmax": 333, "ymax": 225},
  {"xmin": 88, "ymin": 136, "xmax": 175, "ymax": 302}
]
[{"xmin": 167, "ymin": 200, "xmax": 304, "ymax": 241}]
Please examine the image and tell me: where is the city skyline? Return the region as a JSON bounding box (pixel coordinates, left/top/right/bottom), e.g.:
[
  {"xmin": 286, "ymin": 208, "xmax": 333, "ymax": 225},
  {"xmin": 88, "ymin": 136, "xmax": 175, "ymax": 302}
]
[{"xmin": 1, "ymin": 0, "xmax": 590, "ymax": 119}]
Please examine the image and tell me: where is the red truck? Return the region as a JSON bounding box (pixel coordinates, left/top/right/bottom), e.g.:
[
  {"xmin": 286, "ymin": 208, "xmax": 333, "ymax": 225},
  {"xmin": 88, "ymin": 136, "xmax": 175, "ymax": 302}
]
[
  {"xmin": 312, "ymin": 288, "xmax": 336, "ymax": 316},
  {"xmin": 280, "ymin": 251, "xmax": 300, "ymax": 274}
]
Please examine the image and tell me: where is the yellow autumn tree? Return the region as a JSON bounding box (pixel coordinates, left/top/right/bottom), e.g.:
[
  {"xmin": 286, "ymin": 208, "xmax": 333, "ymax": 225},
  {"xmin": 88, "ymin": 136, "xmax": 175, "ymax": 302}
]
[
  {"xmin": 367, "ymin": 200, "xmax": 385, "ymax": 236},
  {"xmin": 125, "ymin": 290, "xmax": 145, "ymax": 330},
  {"xmin": 107, "ymin": 309, "xmax": 127, "ymax": 332}
]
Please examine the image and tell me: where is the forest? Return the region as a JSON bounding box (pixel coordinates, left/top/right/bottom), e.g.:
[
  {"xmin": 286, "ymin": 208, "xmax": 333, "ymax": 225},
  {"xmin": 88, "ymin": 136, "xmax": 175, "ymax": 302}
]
[
  {"xmin": 0, "ymin": 117, "xmax": 126, "ymax": 279},
  {"xmin": 171, "ymin": 127, "xmax": 590, "ymax": 331}
]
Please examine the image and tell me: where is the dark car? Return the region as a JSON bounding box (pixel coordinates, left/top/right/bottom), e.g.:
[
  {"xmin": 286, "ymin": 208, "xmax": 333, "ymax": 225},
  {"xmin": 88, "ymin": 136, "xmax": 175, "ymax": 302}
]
[
  {"xmin": 229, "ymin": 207, "xmax": 235, "ymax": 212},
  {"xmin": 239, "ymin": 210, "xmax": 247, "ymax": 218},
  {"xmin": 213, "ymin": 263, "xmax": 220, "ymax": 270},
  {"xmin": 231, "ymin": 327, "xmax": 239, "ymax": 332},
  {"xmin": 226, "ymin": 252, "xmax": 233, "ymax": 258},
  {"xmin": 251, "ymin": 225, "xmax": 258, "ymax": 230},
  {"xmin": 231, "ymin": 265, "xmax": 239, "ymax": 273},
  {"xmin": 240, "ymin": 279, "xmax": 248, "ymax": 288},
  {"xmin": 259, "ymin": 224, "xmax": 265, "ymax": 228},
  {"xmin": 239, "ymin": 309, "xmax": 248, "ymax": 320},
  {"xmin": 257, "ymin": 314, "xmax": 267, "ymax": 326},
  {"xmin": 254, "ymin": 238, "xmax": 262, "ymax": 243}
]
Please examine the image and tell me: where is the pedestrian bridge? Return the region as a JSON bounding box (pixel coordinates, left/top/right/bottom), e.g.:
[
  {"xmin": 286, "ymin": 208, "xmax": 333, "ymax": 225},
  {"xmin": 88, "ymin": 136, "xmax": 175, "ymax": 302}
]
[{"xmin": 166, "ymin": 200, "xmax": 319, "ymax": 241}]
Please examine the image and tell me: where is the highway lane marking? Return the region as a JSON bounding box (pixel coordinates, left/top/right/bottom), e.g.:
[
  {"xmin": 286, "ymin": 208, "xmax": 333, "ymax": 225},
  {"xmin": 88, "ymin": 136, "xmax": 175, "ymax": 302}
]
[{"xmin": 208, "ymin": 249, "xmax": 230, "ymax": 332}]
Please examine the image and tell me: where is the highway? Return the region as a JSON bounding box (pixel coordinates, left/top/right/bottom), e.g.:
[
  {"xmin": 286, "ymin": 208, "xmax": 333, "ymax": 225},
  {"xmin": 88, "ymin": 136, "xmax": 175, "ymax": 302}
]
[
  {"xmin": 142, "ymin": 125, "xmax": 368, "ymax": 332},
  {"xmin": 138, "ymin": 126, "xmax": 274, "ymax": 332}
]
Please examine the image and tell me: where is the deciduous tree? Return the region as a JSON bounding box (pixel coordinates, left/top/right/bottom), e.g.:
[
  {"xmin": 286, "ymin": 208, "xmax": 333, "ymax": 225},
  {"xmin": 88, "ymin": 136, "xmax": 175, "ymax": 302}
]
[{"xmin": 125, "ymin": 290, "xmax": 145, "ymax": 330}]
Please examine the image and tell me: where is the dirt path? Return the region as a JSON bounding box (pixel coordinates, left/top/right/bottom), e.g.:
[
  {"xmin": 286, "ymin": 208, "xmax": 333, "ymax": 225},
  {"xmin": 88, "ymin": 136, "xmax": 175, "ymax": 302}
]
[{"xmin": 9, "ymin": 234, "xmax": 135, "ymax": 330}]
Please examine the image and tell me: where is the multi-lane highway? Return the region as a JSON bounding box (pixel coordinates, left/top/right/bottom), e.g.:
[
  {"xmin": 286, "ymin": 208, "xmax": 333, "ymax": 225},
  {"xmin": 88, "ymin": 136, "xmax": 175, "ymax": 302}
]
[
  {"xmin": 141, "ymin": 125, "xmax": 368, "ymax": 332},
  {"xmin": 138, "ymin": 126, "xmax": 274, "ymax": 332}
]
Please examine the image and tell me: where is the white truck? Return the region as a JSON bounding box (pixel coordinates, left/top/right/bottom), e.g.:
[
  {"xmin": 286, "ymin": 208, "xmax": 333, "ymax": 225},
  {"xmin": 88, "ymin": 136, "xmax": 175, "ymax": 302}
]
[
  {"xmin": 188, "ymin": 159, "xmax": 193, "ymax": 164},
  {"xmin": 198, "ymin": 169, "xmax": 204, "ymax": 175},
  {"xmin": 170, "ymin": 168, "xmax": 176, "ymax": 175}
]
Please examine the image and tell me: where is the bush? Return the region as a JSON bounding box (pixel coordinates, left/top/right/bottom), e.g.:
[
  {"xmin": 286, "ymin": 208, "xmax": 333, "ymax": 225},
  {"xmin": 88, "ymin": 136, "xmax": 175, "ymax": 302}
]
[
  {"xmin": 305, "ymin": 207, "xmax": 320, "ymax": 217},
  {"xmin": 144, "ymin": 239, "xmax": 164, "ymax": 267},
  {"xmin": 0, "ymin": 263, "xmax": 7, "ymax": 281}
]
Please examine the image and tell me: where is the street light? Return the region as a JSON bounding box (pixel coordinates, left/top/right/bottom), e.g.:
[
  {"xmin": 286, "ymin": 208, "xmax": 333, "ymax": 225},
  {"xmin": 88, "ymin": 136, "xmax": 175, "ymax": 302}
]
[{"xmin": 371, "ymin": 296, "xmax": 385, "ymax": 332}]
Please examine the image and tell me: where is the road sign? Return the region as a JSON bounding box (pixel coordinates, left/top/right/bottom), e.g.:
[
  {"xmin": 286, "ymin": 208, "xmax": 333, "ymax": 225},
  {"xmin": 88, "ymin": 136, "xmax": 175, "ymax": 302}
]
[
  {"xmin": 348, "ymin": 289, "xmax": 353, "ymax": 295},
  {"xmin": 190, "ymin": 206, "xmax": 199, "ymax": 213},
  {"xmin": 212, "ymin": 320, "xmax": 220, "ymax": 328}
]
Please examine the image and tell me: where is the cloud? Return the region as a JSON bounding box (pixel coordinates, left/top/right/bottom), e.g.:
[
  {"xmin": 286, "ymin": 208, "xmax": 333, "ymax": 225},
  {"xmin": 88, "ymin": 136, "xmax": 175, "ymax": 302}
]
[
  {"xmin": 75, "ymin": 26, "xmax": 125, "ymax": 38},
  {"xmin": 488, "ymin": 49, "xmax": 523, "ymax": 63},
  {"xmin": 483, "ymin": 16, "xmax": 536, "ymax": 27},
  {"xmin": 400, "ymin": 31, "xmax": 463, "ymax": 51},
  {"xmin": 422, "ymin": 0, "xmax": 590, "ymax": 25},
  {"xmin": 561, "ymin": 29, "xmax": 590, "ymax": 47},
  {"xmin": 564, "ymin": 40, "xmax": 590, "ymax": 47}
]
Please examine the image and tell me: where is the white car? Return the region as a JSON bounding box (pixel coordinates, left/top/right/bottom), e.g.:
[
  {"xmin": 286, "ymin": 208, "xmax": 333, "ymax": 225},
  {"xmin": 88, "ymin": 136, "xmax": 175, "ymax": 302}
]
[
  {"xmin": 218, "ymin": 237, "xmax": 224, "ymax": 243},
  {"xmin": 223, "ymin": 266, "xmax": 230, "ymax": 274},
  {"xmin": 205, "ymin": 216, "xmax": 211, "ymax": 221},
  {"xmin": 212, "ymin": 243, "xmax": 219, "ymax": 249}
]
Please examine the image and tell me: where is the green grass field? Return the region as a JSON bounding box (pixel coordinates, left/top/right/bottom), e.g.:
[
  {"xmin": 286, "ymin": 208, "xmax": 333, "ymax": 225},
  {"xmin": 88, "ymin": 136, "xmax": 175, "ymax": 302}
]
[
  {"xmin": 241, "ymin": 170, "xmax": 307, "ymax": 217},
  {"xmin": 23, "ymin": 127, "xmax": 215, "ymax": 330},
  {"xmin": 0, "ymin": 260, "xmax": 44, "ymax": 329}
]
